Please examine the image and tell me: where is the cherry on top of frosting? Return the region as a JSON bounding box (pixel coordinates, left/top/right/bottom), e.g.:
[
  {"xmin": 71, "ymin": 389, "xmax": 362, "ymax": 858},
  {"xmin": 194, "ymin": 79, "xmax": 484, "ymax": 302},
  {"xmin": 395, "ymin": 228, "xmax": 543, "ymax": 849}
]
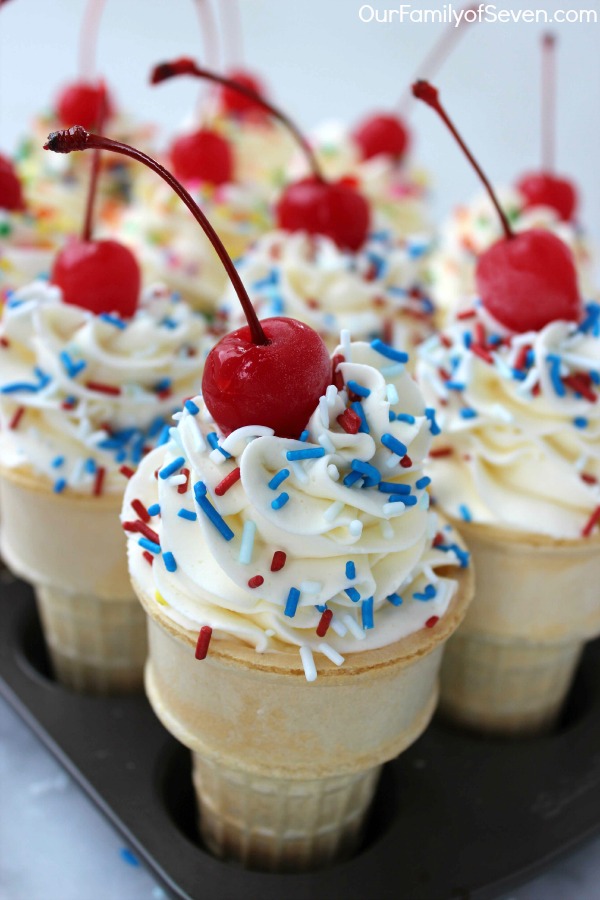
[
  {"xmin": 352, "ymin": 113, "xmax": 410, "ymax": 163},
  {"xmin": 0, "ymin": 153, "xmax": 26, "ymax": 212},
  {"xmin": 219, "ymin": 68, "xmax": 269, "ymax": 118},
  {"xmin": 56, "ymin": 80, "xmax": 115, "ymax": 130},
  {"xmin": 412, "ymin": 80, "xmax": 581, "ymax": 333},
  {"xmin": 45, "ymin": 126, "xmax": 332, "ymax": 437},
  {"xmin": 515, "ymin": 35, "xmax": 577, "ymax": 222},
  {"xmin": 169, "ymin": 128, "xmax": 234, "ymax": 186},
  {"xmin": 152, "ymin": 58, "xmax": 371, "ymax": 252},
  {"xmin": 46, "ymin": 107, "xmax": 140, "ymax": 319}
]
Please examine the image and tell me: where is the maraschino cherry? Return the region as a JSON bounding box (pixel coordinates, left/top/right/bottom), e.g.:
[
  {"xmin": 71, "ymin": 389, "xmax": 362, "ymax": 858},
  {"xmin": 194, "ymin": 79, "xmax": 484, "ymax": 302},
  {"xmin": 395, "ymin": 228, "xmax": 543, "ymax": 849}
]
[
  {"xmin": 46, "ymin": 110, "xmax": 140, "ymax": 318},
  {"xmin": 55, "ymin": 0, "xmax": 115, "ymax": 129},
  {"xmin": 515, "ymin": 34, "xmax": 577, "ymax": 222},
  {"xmin": 152, "ymin": 58, "xmax": 370, "ymax": 252},
  {"xmin": 45, "ymin": 126, "xmax": 332, "ymax": 438},
  {"xmin": 412, "ymin": 80, "xmax": 581, "ymax": 333},
  {"xmin": 0, "ymin": 154, "xmax": 26, "ymax": 211}
]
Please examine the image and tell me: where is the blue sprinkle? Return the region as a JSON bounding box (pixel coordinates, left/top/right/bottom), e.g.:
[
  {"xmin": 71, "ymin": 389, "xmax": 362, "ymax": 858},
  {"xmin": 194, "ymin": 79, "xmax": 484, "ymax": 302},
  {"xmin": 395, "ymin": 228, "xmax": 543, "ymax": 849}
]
[
  {"xmin": 84, "ymin": 458, "xmax": 96, "ymax": 474},
  {"xmin": 271, "ymin": 492, "xmax": 289, "ymax": 510},
  {"xmin": 370, "ymin": 339, "xmax": 409, "ymax": 363},
  {"xmin": 299, "ymin": 430, "xmax": 310, "ymax": 442},
  {"xmin": 159, "ymin": 456, "xmax": 186, "ymax": 479},
  {"xmin": 547, "ymin": 354, "xmax": 566, "ymax": 397},
  {"xmin": 395, "ymin": 413, "xmax": 415, "ymax": 424},
  {"xmin": 119, "ymin": 848, "xmax": 140, "ymax": 868},
  {"xmin": 148, "ymin": 416, "xmax": 166, "ymax": 438},
  {"xmin": 512, "ymin": 369, "xmax": 528, "ymax": 382},
  {"xmin": 350, "ymin": 459, "xmax": 381, "ymax": 486},
  {"xmin": 268, "ymin": 469, "xmax": 290, "ymax": 490},
  {"xmin": 350, "ymin": 401, "xmax": 370, "ymax": 434},
  {"xmin": 253, "ymin": 269, "xmax": 279, "ymax": 290},
  {"xmin": 381, "ymin": 433, "xmax": 407, "ymax": 457},
  {"xmin": 437, "ymin": 542, "xmax": 470, "ymax": 568},
  {"xmin": 446, "ymin": 381, "xmax": 466, "ymax": 391},
  {"xmin": 138, "ymin": 538, "xmax": 161, "ymax": 554},
  {"xmin": 415, "ymin": 476, "xmax": 431, "ymax": 490},
  {"xmin": 160, "ymin": 316, "xmax": 178, "ymax": 330},
  {"xmin": 178, "ymin": 509, "xmax": 197, "ymax": 521},
  {"xmin": 184, "ymin": 399, "xmax": 200, "ymax": 415},
  {"xmin": 147, "ymin": 503, "xmax": 161, "ymax": 516},
  {"xmin": 392, "ymin": 494, "xmax": 417, "ymax": 507},
  {"xmin": 345, "ymin": 561, "xmax": 356, "ymax": 580},
  {"xmin": 591, "ymin": 372, "xmax": 600, "ymax": 386},
  {"xmin": 458, "ymin": 504, "xmax": 472, "ymax": 522},
  {"xmin": 286, "ymin": 447, "xmax": 325, "ymax": 461},
  {"xmin": 99, "ymin": 313, "xmax": 126, "ymax": 330},
  {"xmin": 284, "ymin": 587, "xmax": 300, "ymax": 618},
  {"xmin": 579, "ymin": 302, "xmax": 600, "ymax": 336},
  {"xmin": 574, "ymin": 417, "xmax": 588, "ymax": 429},
  {"xmin": 315, "ymin": 604, "xmax": 327, "ymax": 613},
  {"xmin": 463, "ymin": 332, "xmax": 472, "ymax": 349},
  {"xmin": 388, "ymin": 411, "xmax": 397, "ymax": 422},
  {"xmin": 163, "ymin": 551, "xmax": 177, "ymax": 572},
  {"xmin": 361, "ymin": 597, "xmax": 374, "ymax": 629},
  {"xmin": 460, "ymin": 408, "xmax": 477, "ymax": 419},
  {"xmin": 157, "ymin": 425, "xmax": 171, "ymax": 446},
  {"xmin": 51, "ymin": 456, "xmax": 65, "ymax": 468},
  {"xmin": 345, "ymin": 587, "xmax": 361, "ymax": 603},
  {"xmin": 413, "ymin": 584, "xmax": 437, "ymax": 601},
  {"xmin": 344, "ymin": 470, "xmax": 363, "ymax": 488},
  {"xmin": 378, "ymin": 481, "xmax": 411, "ymax": 495},
  {"xmin": 194, "ymin": 481, "xmax": 235, "ymax": 541},
  {"xmin": 526, "ymin": 349, "xmax": 535, "ymax": 367},
  {"xmin": 347, "ymin": 380, "xmax": 371, "ymax": 398},
  {"xmin": 425, "ymin": 408, "xmax": 441, "ymax": 436},
  {"xmin": 207, "ymin": 432, "xmax": 232, "ymax": 458},
  {"xmin": 387, "ymin": 593, "xmax": 403, "ymax": 606},
  {"xmin": 59, "ymin": 350, "xmax": 86, "ymax": 378},
  {"xmin": 53, "ymin": 478, "xmax": 66, "ymax": 494}
]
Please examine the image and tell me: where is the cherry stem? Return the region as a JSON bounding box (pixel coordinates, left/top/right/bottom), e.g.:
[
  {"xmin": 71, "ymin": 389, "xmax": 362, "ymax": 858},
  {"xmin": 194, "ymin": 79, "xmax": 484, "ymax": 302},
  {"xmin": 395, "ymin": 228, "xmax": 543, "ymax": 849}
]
[
  {"xmin": 45, "ymin": 127, "xmax": 268, "ymax": 345},
  {"xmin": 542, "ymin": 32, "xmax": 556, "ymax": 172},
  {"xmin": 399, "ymin": 2, "xmax": 478, "ymax": 114},
  {"xmin": 151, "ymin": 58, "xmax": 326, "ymax": 182},
  {"xmin": 79, "ymin": 0, "xmax": 106, "ymax": 80},
  {"xmin": 412, "ymin": 80, "xmax": 513, "ymax": 240},
  {"xmin": 81, "ymin": 91, "xmax": 107, "ymax": 242},
  {"xmin": 222, "ymin": 0, "xmax": 244, "ymax": 66}
]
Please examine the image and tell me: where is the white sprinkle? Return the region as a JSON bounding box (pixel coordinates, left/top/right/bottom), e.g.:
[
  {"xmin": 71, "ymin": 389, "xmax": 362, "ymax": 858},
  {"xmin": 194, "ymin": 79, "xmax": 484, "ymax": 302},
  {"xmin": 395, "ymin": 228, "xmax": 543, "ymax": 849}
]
[
  {"xmin": 516, "ymin": 368, "xmax": 539, "ymax": 396},
  {"xmin": 349, "ymin": 519, "xmax": 363, "ymax": 537},
  {"xmin": 299, "ymin": 581, "xmax": 322, "ymax": 594},
  {"xmin": 340, "ymin": 329, "xmax": 352, "ymax": 361},
  {"xmin": 380, "ymin": 520, "xmax": 394, "ymax": 539},
  {"xmin": 172, "ymin": 411, "xmax": 183, "ymax": 421},
  {"xmin": 341, "ymin": 613, "xmax": 366, "ymax": 641},
  {"xmin": 318, "ymin": 432, "xmax": 336, "ymax": 454},
  {"xmin": 70, "ymin": 458, "xmax": 86, "ymax": 486},
  {"xmin": 419, "ymin": 493, "xmax": 430, "ymax": 510},
  {"xmin": 300, "ymin": 645, "xmax": 317, "ymax": 682},
  {"xmin": 169, "ymin": 473, "xmax": 187, "ymax": 486},
  {"xmin": 489, "ymin": 403, "xmax": 513, "ymax": 423},
  {"xmin": 563, "ymin": 352, "xmax": 600, "ymax": 373},
  {"xmin": 323, "ymin": 500, "xmax": 344, "ymax": 522},
  {"xmin": 491, "ymin": 352, "xmax": 514, "ymax": 381},
  {"xmin": 386, "ymin": 384, "xmax": 399, "ymax": 405},
  {"xmin": 575, "ymin": 454, "xmax": 588, "ymax": 472},
  {"xmin": 330, "ymin": 617, "xmax": 348, "ymax": 637},
  {"xmin": 239, "ymin": 520, "xmax": 256, "ymax": 565},
  {"xmin": 326, "ymin": 384, "xmax": 338, "ymax": 406},
  {"xmin": 327, "ymin": 464, "xmax": 340, "ymax": 481},
  {"xmin": 317, "ymin": 642, "xmax": 345, "ymax": 666},
  {"xmin": 385, "ymin": 453, "xmax": 401, "ymax": 469},
  {"xmin": 86, "ymin": 429, "xmax": 109, "ymax": 447},
  {"xmin": 381, "ymin": 363, "xmax": 405, "ymax": 378},
  {"xmin": 383, "ymin": 502, "xmax": 408, "ymax": 517},
  {"xmin": 319, "ymin": 395, "xmax": 330, "ymax": 427},
  {"xmin": 209, "ymin": 447, "xmax": 228, "ymax": 465},
  {"xmin": 169, "ymin": 426, "xmax": 184, "ymax": 451}
]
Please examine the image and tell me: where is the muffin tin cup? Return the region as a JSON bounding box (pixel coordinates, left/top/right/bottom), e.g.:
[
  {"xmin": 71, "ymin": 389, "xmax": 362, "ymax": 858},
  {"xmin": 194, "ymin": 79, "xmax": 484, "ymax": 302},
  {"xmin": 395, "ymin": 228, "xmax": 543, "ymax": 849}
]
[{"xmin": 2, "ymin": 574, "xmax": 600, "ymax": 900}]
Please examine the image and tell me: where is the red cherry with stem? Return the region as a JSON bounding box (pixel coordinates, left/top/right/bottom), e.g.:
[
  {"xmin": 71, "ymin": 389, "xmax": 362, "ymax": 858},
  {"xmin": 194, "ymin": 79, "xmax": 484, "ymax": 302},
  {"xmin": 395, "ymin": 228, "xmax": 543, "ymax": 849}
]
[
  {"xmin": 48, "ymin": 108, "xmax": 140, "ymax": 318},
  {"xmin": 0, "ymin": 154, "xmax": 26, "ymax": 211},
  {"xmin": 412, "ymin": 80, "xmax": 582, "ymax": 333},
  {"xmin": 56, "ymin": 80, "xmax": 115, "ymax": 129},
  {"xmin": 219, "ymin": 69, "xmax": 269, "ymax": 117},
  {"xmin": 151, "ymin": 59, "xmax": 371, "ymax": 251},
  {"xmin": 44, "ymin": 126, "xmax": 332, "ymax": 438},
  {"xmin": 515, "ymin": 35, "xmax": 577, "ymax": 222},
  {"xmin": 170, "ymin": 129, "xmax": 234, "ymax": 185},
  {"xmin": 352, "ymin": 113, "xmax": 410, "ymax": 162}
]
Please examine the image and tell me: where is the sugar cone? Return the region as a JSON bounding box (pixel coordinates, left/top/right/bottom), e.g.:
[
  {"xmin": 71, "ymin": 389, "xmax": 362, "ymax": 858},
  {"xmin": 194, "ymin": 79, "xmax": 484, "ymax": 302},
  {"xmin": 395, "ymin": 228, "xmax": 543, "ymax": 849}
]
[
  {"xmin": 438, "ymin": 519, "xmax": 600, "ymax": 736},
  {"xmin": 133, "ymin": 563, "xmax": 472, "ymax": 871},
  {"xmin": 0, "ymin": 464, "xmax": 146, "ymax": 694}
]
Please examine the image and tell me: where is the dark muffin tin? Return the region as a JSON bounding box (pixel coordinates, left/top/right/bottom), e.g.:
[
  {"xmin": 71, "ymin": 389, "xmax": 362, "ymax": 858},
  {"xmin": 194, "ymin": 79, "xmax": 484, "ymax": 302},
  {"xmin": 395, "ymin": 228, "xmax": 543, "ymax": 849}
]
[{"xmin": 1, "ymin": 574, "xmax": 600, "ymax": 900}]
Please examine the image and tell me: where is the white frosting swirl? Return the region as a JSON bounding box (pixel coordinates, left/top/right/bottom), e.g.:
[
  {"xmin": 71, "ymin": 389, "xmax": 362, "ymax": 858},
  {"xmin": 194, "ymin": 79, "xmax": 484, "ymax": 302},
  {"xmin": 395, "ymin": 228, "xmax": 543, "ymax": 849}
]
[
  {"xmin": 123, "ymin": 340, "xmax": 467, "ymax": 678},
  {"xmin": 221, "ymin": 229, "xmax": 436, "ymax": 354},
  {"xmin": 417, "ymin": 306, "xmax": 600, "ymax": 539},
  {"xmin": 0, "ymin": 280, "xmax": 212, "ymax": 495},
  {"xmin": 429, "ymin": 187, "xmax": 596, "ymax": 324}
]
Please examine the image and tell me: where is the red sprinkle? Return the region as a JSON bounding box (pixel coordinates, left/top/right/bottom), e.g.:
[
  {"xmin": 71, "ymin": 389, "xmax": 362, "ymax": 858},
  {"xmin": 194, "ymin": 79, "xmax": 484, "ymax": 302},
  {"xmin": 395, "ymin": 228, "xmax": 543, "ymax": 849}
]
[
  {"xmin": 581, "ymin": 473, "xmax": 598, "ymax": 485},
  {"xmin": 195, "ymin": 625, "xmax": 213, "ymax": 660},
  {"xmin": 122, "ymin": 520, "xmax": 140, "ymax": 533},
  {"xmin": 177, "ymin": 467, "xmax": 190, "ymax": 495},
  {"xmin": 214, "ymin": 467, "xmax": 241, "ymax": 496},
  {"xmin": 471, "ymin": 344, "xmax": 494, "ymax": 365},
  {"xmin": 61, "ymin": 398, "xmax": 76, "ymax": 410},
  {"xmin": 440, "ymin": 334, "xmax": 452, "ymax": 348},
  {"xmin": 119, "ymin": 465, "xmax": 135, "ymax": 479},
  {"xmin": 457, "ymin": 308, "xmax": 477, "ymax": 320},
  {"xmin": 337, "ymin": 408, "xmax": 361, "ymax": 434},
  {"xmin": 474, "ymin": 322, "xmax": 486, "ymax": 346},
  {"xmin": 85, "ymin": 381, "xmax": 121, "ymax": 396},
  {"xmin": 156, "ymin": 388, "xmax": 172, "ymax": 401},
  {"xmin": 142, "ymin": 551, "xmax": 154, "ymax": 566},
  {"xmin": 582, "ymin": 506, "xmax": 600, "ymax": 538},
  {"xmin": 400, "ymin": 455, "xmax": 412, "ymax": 469},
  {"xmin": 532, "ymin": 383, "xmax": 541, "ymax": 396},
  {"xmin": 8, "ymin": 406, "xmax": 25, "ymax": 430},
  {"xmin": 332, "ymin": 354, "xmax": 345, "ymax": 391},
  {"xmin": 433, "ymin": 532, "xmax": 445, "ymax": 546},
  {"xmin": 0, "ymin": 336, "xmax": 10, "ymax": 348},
  {"xmin": 563, "ymin": 373, "xmax": 597, "ymax": 403},
  {"xmin": 248, "ymin": 575, "xmax": 264, "ymax": 589},
  {"xmin": 316, "ymin": 609, "xmax": 333, "ymax": 637},
  {"xmin": 425, "ymin": 616, "xmax": 440, "ymax": 629},
  {"xmin": 513, "ymin": 344, "xmax": 531, "ymax": 372},
  {"xmin": 136, "ymin": 521, "xmax": 160, "ymax": 544},
  {"xmin": 270, "ymin": 550, "xmax": 287, "ymax": 572},
  {"xmin": 93, "ymin": 466, "xmax": 106, "ymax": 497},
  {"xmin": 429, "ymin": 447, "xmax": 453, "ymax": 458},
  {"xmin": 131, "ymin": 498, "xmax": 150, "ymax": 522}
]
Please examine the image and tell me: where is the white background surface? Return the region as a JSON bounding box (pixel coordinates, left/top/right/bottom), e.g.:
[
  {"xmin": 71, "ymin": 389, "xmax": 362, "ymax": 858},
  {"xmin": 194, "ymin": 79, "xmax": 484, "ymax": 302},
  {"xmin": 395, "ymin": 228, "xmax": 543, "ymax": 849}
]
[{"xmin": 0, "ymin": 1, "xmax": 599, "ymax": 897}]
